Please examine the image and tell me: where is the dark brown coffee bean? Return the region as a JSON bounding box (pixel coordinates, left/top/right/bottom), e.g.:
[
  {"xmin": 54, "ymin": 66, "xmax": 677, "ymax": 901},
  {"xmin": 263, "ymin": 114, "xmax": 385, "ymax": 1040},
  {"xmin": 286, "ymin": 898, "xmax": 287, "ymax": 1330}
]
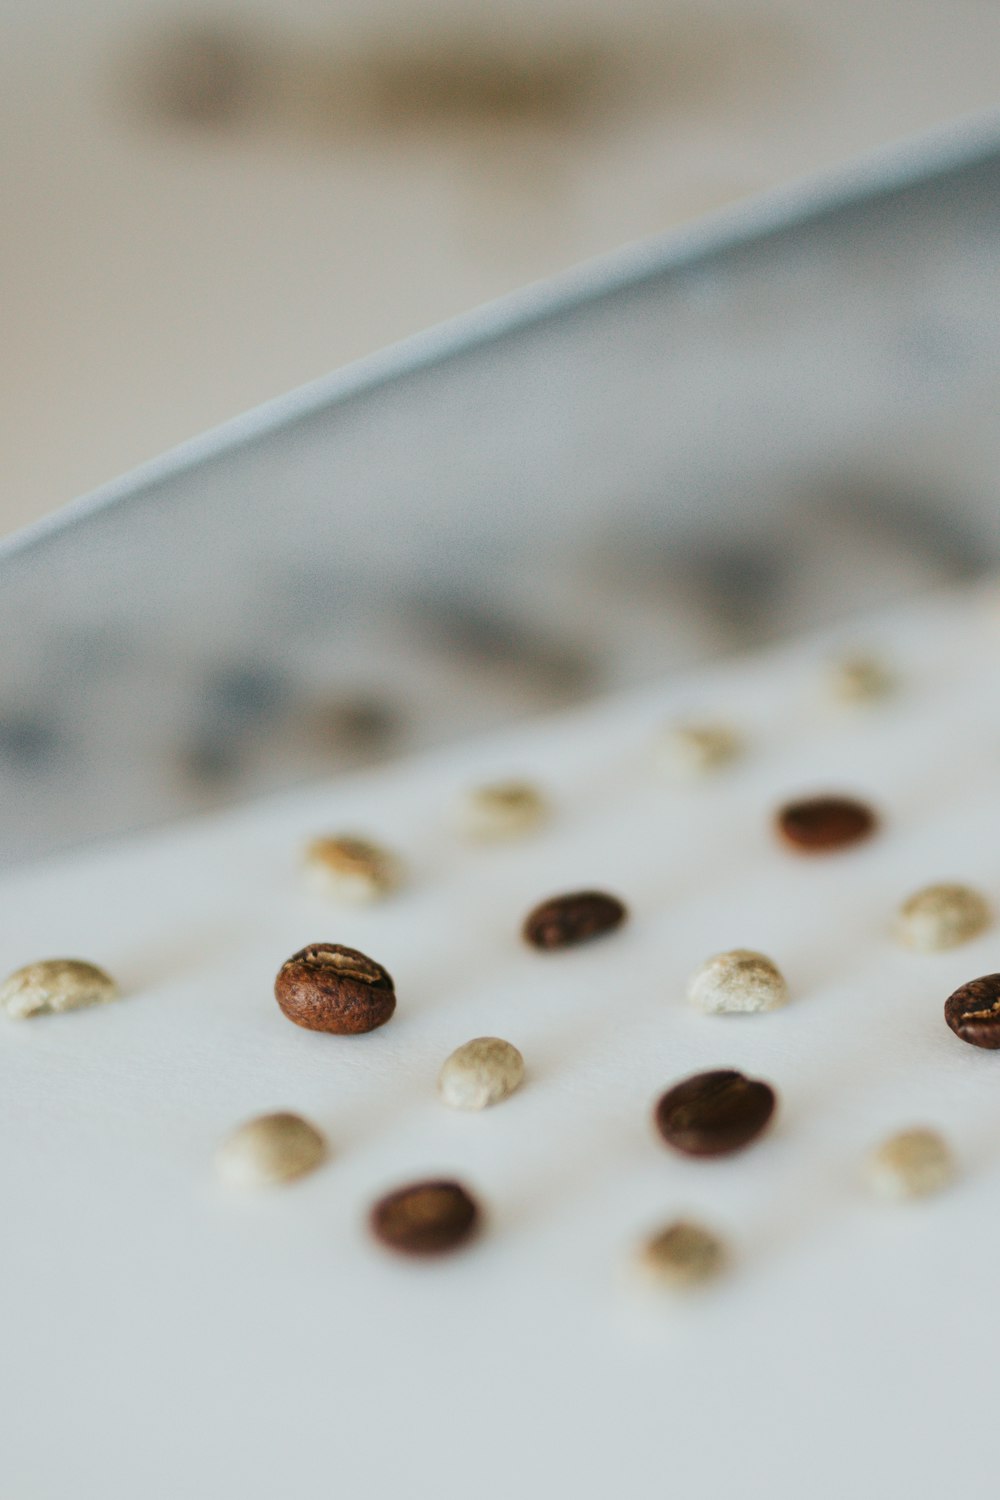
[
  {"xmin": 274, "ymin": 942, "xmax": 395, "ymax": 1034},
  {"xmin": 522, "ymin": 890, "xmax": 626, "ymax": 950},
  {"xmin": 654, "ymin": 1069, "xmax": 776, "ymax": 1157},
  {"xmin": 776, "ymin": 795, "xmax": 877, "ymax": 853},
  {"xmin": 370, "ymin": 1180, "xmax": 480, "ymax": 1256},
  {"xmin": 944, "ymin": 973, "xmax": 1000, "ymax": 1049}
]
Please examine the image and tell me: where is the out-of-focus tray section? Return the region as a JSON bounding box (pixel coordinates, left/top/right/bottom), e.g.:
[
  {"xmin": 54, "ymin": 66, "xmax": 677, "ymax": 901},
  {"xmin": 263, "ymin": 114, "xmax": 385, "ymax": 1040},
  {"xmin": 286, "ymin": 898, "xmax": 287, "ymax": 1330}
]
[{"xmin": 2, "ymin": 115, "xmax": 999, "ymax": 866}]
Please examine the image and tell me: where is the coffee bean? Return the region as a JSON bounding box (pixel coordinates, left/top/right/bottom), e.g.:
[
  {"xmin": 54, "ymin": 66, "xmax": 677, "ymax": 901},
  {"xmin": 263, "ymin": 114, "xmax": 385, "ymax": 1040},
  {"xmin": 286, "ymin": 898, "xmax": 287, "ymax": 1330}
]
[
  {"xmin": 827, "ymin": 652, "xmax": 894, "ymax": 706},
  {"xmin": 654, "ymin": 1069, "xmax": 776, "ymax": 1157},
  {"xmin": 523, "ymin": 890, "xmax": 626, "ymax": 950},
  {"xmin": 864, "ymin": 1127, "xmax": 953, "ymax": 1200},
  {"xmin": 312, "ymin": 693, "xmax": 402, "ymax": 756},
  {"xmin": 896, "ymin": 883, "xmax": 991, "ymax": 952},
  {"xmin": 655, "ymin": 722, "xmax": 742, "ymax": 779},
  {"xmin": 370, "ymin": 1179, "xmax": 480, "ymax": 1256},
  {"xmin": 438, "ymin": 1036, "xmax": 524, "ymax": 1110},
  {"xmin": 455, "ymin": 780, "xmax": 549, "ymax": 841},
  {"xmin": 215, "ymin": 1111, "xmax": 327, "ymax": 1188},
  {"xmin": 635, "ymin": 1220, "xmax": 727, "ymax": 1287},
  {"xmin": 0, "ymin": 958, "xmax": 120, "ymax": 1020},
  {"xmin": 687, "ymin": 948, "xmax": 788, "ymax": 1014},
  {"xmin": 304, "ymin": 835, "xmax": 405, "ymax": 903},
  {"xmin": 944, "ymin": 972, "xmax": 1000, "ymax": 1049},
  {"xmin": 776, "ymin": 795, "xmax": 877, "ymax": 853},
  {"xmin": 274, "ymin": 943, "xmax": 395, "ymax": 1034}
]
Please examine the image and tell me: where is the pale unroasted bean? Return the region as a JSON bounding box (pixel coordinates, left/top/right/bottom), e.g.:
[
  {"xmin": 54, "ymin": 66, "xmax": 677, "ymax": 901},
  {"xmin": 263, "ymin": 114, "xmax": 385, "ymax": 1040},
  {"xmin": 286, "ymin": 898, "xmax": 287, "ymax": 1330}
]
[
  {"xmin": 438, "ymin": 1037, "xmax": 524, "ymax": 1110},
  {"xmin": 828, "ymin": 653, "xmax": 894, "ymax": 704},
  {"xmin": 654, "ymin": 722, "xmax": 741, "ymax": 779},
  {"xmin": 864, "ymin": 1128, "xmax": 953, "ymax": 1200},
  {"xmin": 215, "ymin": 1111, "xmax": 327, "ymax": 1188},
  {"xmin": 304, "ymin": 835, "xmax": 404, "ymax": 902},
  {"xmin": 0, "ymin": 959, "xmax": 120, "ymax": 1020},
  {"xmin": 686, "ymin": 949, "xmax": 788, "ymax": 1014},
  {"xmin": 455, "ymin": 781, "xmax": 548, "ymax": 840},
  {"xmin": 635, "ymin": 1220, "xmax": 726, "ymax": 1288},
  {"xmin": 896, "ymin": 883, "xmax": 991, "ymax": 952}
]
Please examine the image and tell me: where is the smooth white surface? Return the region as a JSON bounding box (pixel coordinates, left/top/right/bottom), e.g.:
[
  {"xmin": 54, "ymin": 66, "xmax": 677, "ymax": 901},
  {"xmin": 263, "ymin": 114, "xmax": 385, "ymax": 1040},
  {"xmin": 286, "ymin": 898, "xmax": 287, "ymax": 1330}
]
[{"xmin": 4, "ymin": 586, "xmax": 1000, "ymax": 1497}]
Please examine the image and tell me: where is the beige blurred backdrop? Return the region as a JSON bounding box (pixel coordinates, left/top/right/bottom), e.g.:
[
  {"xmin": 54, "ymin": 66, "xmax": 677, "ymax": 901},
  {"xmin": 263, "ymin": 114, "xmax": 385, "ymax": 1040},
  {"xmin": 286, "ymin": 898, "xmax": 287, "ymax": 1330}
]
[{"xmin": 3, "ymin": 0, "xmax": 1000, "ymax": 536}]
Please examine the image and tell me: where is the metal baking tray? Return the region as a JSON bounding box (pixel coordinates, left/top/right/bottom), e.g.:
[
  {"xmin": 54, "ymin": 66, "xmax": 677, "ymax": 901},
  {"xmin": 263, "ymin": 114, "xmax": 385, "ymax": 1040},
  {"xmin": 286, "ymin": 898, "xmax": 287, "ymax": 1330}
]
[{"xmin": 2, "ymin": 111, "xmax": 999, "ymax": 867}]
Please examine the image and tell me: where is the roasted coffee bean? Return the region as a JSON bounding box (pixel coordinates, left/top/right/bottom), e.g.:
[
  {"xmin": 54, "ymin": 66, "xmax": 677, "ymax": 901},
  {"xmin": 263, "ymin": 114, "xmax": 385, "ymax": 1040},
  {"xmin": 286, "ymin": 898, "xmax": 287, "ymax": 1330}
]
[
  {"xmin": 944, "ymin": 973, "xmax": 1000, "ymax": 1049},
  {"xmin": 274, "ymin": 943, "xmax": 395, "ymax": 1034},
  {"xmin": 654, "ymin": 1069, "xmax": 776, "ymax": 1157},
  {"xmin": 522, "ymin": 890, "xmax": 626, "ymax": 950},
  {"xmin": 370, "ymin": 1179, "xmax": 480, "ymax": 1256},
  {"xmin": 776, "ymin": 795, "xmax": 877, "ymax": 853},
  {"xmin": 313, "ymin": 693, "xmax": 401, "ymax": 756}
]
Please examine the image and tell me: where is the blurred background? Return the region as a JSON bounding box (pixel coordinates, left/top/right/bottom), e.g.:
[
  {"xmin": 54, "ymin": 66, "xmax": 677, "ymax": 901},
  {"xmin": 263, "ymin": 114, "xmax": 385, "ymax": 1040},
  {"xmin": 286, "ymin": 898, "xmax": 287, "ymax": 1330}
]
[
  {"xmin": 3, "ymin": 0, "xmax": 1000, "ymax": 865},
  {"xmin": 5, "ymin": 0, "xmax": 1000, "ymax": 535}
]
